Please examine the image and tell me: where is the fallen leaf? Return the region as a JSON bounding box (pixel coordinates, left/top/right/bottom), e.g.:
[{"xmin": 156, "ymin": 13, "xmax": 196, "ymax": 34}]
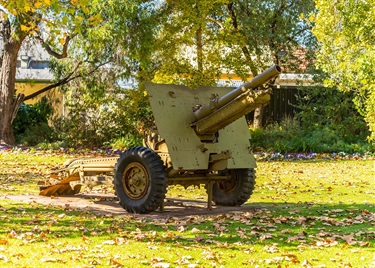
[
  {"xmin": 110, "ymin": 258, "xmax": 123, "ymax": 267},
  {"xmin": 0, "ymin": 254, "xmax": 9, "ymax": 262},
  {"xmin": 302, "ymin": 259, "xmax": 313, "ymax": 268},
  {"xmin": 41, "ymin": 257, "xmax": 59, "ymax": 262},
  {"xmin": 264, "ymin": 244, "xmax": 279, "ymax": 253},
  {"xmin": 57, "ymin": 213, "xmax": 66, "ymax": 219},
  {"xmin": 0, "ymin": 239, "xmax": 9, "ymax": 245},
  {"xmin": 259, "ymin": 233, "xmax": 273, "ymax": 242},
  {"xmin": 191, "ymin": 227, "xmax": 200, "ymax": 233}
]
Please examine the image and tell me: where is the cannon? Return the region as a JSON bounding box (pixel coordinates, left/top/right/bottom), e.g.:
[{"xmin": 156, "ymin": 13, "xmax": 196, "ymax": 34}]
[{"xmin": 39, "ymin": 65, "xmax": 281, "ymax": 214}]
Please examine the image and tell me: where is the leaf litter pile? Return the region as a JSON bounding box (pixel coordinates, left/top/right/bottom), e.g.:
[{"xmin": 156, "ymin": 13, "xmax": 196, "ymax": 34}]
[{"xmin": 0, "ymin": 149, "xmax": 374, "ymax": 267}]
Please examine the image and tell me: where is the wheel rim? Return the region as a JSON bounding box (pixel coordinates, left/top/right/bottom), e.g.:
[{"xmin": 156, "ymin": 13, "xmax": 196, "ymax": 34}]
[
  {"xmin": 122, "ymin": 162, "xmax": 149, "ymax": 200},
  {"xmin": 216, "ymin": 171, "xmax": 238, "ymax": 194}
]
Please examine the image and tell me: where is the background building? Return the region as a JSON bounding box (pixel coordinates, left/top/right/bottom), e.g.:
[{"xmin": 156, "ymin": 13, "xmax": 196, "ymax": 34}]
[{"xmin": 15, "ymin": 42, "xmax": 64, "ymax": 116}]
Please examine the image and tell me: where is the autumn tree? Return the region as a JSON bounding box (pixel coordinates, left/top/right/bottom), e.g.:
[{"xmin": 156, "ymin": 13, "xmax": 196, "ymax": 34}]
[
  {"xmin": 48, "ymin": 1, "xmax": 159, "ymax": 147},
  {"xmin": 153, "ymin": 0, "xmax": 230, "ymax": 88},
  {"xmin": 47, "ymin": 0, "xmax": 161, "ymax": 147},
  {"xmin": 226, "ymin": 0, "xmax": 316, "ymax": 127},
  {"xmin": 312, "ymin": 0, "xmax": 375, "ymax": 140},
  {"xmin": 0, "ymin": 0, "xmax": 317, "ymax": 145},
  {"xmin": 0, "ymin": 0, "xmax": 105, "ymax": 146},
  {"xmin": 155, "ymin": 0, "xmax": 316, "ymax": 127}
]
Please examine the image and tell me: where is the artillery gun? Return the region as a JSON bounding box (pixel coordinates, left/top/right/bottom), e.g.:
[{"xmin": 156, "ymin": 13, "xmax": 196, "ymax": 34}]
[{"xmin": 39, "ymin": 65, "xmax": 281, "ymax": 214}]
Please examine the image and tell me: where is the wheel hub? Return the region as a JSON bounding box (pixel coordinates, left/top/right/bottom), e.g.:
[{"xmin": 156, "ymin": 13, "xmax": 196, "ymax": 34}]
[
  {"xmin": 122, "ymin": 163, "xmax": 149, "ymax": 199},
  {"xmin": 217, "ymin": 171, "xmax": 238, "ymax": 193}
]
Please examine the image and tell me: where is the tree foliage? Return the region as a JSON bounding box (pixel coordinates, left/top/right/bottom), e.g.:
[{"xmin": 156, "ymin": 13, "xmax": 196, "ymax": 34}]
[
  {"xmin": 53, "ymin": 75, "xmax": 151, "ymax": 148},
  {"xmin": 153, "ymin": 0, "xmax": 316, "ymax": 128},
  {"xmin": 13, "ymin": 97, "xmax": 54, "ymax": 145},
  {"xmin": 154, "ymin": 0, "xmax": 316, "ymax": 88},
  {"xmin": 0, "ymin": 0, "xmax": 103, "ymax": 145},
  {"xmin": 312, "ymin": 0, "xmax": 375, "ymax": 140},
  {"xmin": 2, "ymin": 0, "xmax": 318, "ymax": 147},
  {"xmin": 39, "ymin": 0, "xmax": 318, "ymax": 148},
  {"xmin": 48, "ymin": 0, "xmax": 159, "ymax": 148}
]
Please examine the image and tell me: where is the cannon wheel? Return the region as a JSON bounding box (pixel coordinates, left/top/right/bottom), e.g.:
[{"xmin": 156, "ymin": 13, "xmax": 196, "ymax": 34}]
[
  {"xmin": 212, "ymin": 168, "xmax": 255, "ymax": 206},
  {"xmin": 114, "ymin": 146, "xmax": 167, "ymax": 214}
]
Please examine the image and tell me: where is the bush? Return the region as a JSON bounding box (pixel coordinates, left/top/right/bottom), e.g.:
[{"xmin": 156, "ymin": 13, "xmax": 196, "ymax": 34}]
[
  {"xmin": 296, "ymin": 84, "xmax": 369, "ymax": 144},
  {"xmin": 250, "ymin": 117, "xmax": 374, "ymax": 153},
  {"xmin": 250, "ymin": 80, "xmax": 374, "ymax": 154},
  {"xmin": 250, "ymin": 117, "xmax": 303, "ymax": 153},
  {"xmin": 108, "ymin": 134, "xmax": 143, "ymax": 150},
  {"xmin": 51, "ymin": 79, "xmax": 152, "ymax": 148},
  {"xmin": 13, "ymin": 97, "xmax": 54, "ymax": 146},
  {"xmin": 36, "ymin": 141, "xmax": 68, "ymax": 150}
]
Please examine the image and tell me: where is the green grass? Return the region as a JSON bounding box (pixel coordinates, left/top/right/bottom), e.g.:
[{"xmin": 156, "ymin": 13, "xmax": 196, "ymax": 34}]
[{"xmin": 0, "ymin": 150, "xmax": 374, "ymax": 267}]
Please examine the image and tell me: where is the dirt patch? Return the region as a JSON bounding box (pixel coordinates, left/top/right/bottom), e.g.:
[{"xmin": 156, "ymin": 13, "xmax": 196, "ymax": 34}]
[{"xmin": 2, "ymin": 193, "xmax": 262, "ymax": 219}]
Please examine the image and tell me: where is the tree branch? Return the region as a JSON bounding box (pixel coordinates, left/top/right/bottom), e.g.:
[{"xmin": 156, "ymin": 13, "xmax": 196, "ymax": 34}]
[
  {"xmin": 11, "ymin": 93, "xmax": 25, "ymax": 124},
  {"xmin": 33, "ymin": 32, "xmax": 76, "ymax": 59},
  {"xmin": 23, "ymin": 60, "xmax": 111, "ymax": 101},
  {"xmin": 208, "ymin": 17, "xmax": 224, "ymax": 30},
  {"xmin": 23, "ymin": 60, "xmax": 83, "ymax": 101},
  {"xmin": 226, "ymin": 2, "xmax": 258, "ymax": 76},
  {"xmin": 0, "ymin": 10, "xmax": 11, "ymax": 42},
  {"xmin": 269, "ymin": 1, "xmax": 288, "ymax": 65},
  {"xmin": 288, "ymin": 26, "xmax": 311, "ymax": 44}
]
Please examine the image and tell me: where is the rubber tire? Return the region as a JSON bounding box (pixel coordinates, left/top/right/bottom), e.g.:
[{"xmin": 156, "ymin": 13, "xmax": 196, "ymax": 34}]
[
  {"xmin": 212, "ymin": 168, "xmax": 255, "ymax": 206},
  {"xmin": 114, "ymin": 146, "xmax": 167, "ymax": 214}
]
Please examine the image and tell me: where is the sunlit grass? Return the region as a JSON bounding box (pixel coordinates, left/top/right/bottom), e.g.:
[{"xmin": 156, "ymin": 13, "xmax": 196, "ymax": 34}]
[
  {"xmin": 0, "ymin": 152, "xmax": 68, "ymax": 195},
  {"xmin": 254, "ymin": 160, "xmax": 374, "ymax": 205},
  {"xmin": 0, "ymin": 150, "xmax": 374, "ymax": 267}
]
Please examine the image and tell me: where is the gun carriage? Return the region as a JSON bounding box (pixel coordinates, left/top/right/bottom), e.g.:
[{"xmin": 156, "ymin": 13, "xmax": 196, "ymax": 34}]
[{"xmin": 39, "ymin": 65, "xmax": 281, "ymax": 214}]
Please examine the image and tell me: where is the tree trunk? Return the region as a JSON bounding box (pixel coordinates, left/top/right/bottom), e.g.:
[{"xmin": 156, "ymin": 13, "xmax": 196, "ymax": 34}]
[
  {"xmin": 226, "ymin": 4, "xmax": 265, "ymax": 128},
  {"xmin": 196, "ymin": 26, "xmax": 203, "ymax": 73},
  {"xmin": 12, "ymin": 93, "xmax": 25, "ymax": 124},
  {"xmin": 253, "ymin": 106, "xmax": 265, "ymax": 129},
  {"xmin": 0, "ymin": 39, "xmax": 23, "ymax": 146}
]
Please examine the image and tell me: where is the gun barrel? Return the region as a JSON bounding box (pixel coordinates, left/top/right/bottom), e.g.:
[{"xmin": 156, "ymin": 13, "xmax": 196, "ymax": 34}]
[{"xmin": 193, "ymin": 65, "xmax": 281, "ymax": 121}]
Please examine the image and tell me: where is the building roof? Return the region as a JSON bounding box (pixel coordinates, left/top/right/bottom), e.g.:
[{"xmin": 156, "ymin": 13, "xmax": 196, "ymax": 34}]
[
  {"xmin": 217, "ymin": 73, "xmax": 315, "ymax": 88},
  {"xmin": 18, "ymin": 40, "xmax": 51, "ymax": 61},
  {"xmin": 16, "ymin": 41, "xmax": 53, "ymax": 82},
  {"xmin": 16, "ymin": 68, "xmax": 53, "ymax": 83},
  {"xmin": 277, "ymin": 73, "xmax": 315, "ymax": 87}
]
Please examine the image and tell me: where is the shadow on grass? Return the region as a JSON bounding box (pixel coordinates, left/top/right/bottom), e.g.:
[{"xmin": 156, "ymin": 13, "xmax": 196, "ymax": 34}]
[
  {"xmin": 0, "ymin": 193, "xmax": 374, "ymax": 251},
  {"xmin": 0, "ymin": 171, "xmax": 46, "ymax": 184}
]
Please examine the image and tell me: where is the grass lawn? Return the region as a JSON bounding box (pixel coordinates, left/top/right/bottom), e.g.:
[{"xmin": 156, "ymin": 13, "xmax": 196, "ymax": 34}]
[{"xmin": 0, "ymin": 150, "xmax": 374, "ymax": 267}]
